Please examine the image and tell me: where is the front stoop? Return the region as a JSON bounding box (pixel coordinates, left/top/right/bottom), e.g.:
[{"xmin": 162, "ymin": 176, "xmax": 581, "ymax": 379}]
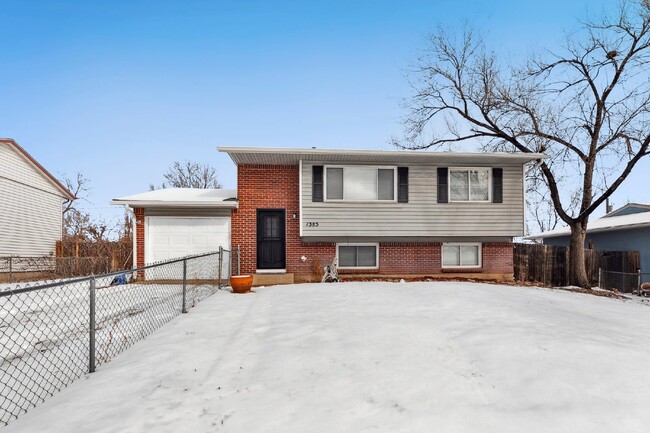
[{"xmin": 252, "ymin": 273, "xmax": 295, "ymax": 286}]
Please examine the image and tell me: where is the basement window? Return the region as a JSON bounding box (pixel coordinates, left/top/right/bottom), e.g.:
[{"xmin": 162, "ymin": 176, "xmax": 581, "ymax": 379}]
[
  {"xmin": 337, "ymin": 243, "xmax": 379, "ymax": 269},
  {"xmin": 442, "ymin": 243, "xmax": 482, "ymax": 268}
]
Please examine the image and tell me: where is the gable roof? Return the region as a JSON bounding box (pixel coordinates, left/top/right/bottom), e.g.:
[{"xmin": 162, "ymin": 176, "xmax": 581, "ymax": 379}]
[
  {"xmin": 604, "ymin": 203, "xmax": 650, "ymax": 218},
  {"xmin": 528, "ymin": 211, "xmax": 650, "ymax": 240},
  {"xmin": 111, "ymin": 188, "xmax": 238, "ymax": 208},
  {"xmin": 218, "ymin": 146, "xmax": 546, "ymax": 166},
  {"xmin": 0, "ymin": 138, "xmax": 76, "ymax": 200}
]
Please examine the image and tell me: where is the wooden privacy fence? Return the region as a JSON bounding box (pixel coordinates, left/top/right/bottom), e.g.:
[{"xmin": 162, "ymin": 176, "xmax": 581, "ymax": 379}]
[
  {"xmin": 56, "ymin": 240, "xmax": 133, "ymax": 272},
  {"xmin": 514, "ymin": 243, "xmax": 640, "ymax": 287}
]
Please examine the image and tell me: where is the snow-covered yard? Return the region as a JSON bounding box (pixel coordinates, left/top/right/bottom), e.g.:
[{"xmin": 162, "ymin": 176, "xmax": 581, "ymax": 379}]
[
  {"xmin": 0, "ymin": 276, "xmax": 218, "ymax": 425},
  {"xmin": 5, "ymin": 281, "xmax": 650, "ymax": 433}
]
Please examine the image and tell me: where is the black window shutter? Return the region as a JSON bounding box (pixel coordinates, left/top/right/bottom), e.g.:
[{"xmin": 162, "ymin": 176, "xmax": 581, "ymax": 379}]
[
  {"xmin": 492, "ymin": 168, "xmax": 503, "ymax": 203},
  {"xmin": 397, "ymin": 167, "xmax": 409, "ymax": 203},
  {"xmin": 312, "ymin": 165, "xmax": 324, "ymax": 202},
  {"xmin": 437, "ymin": 167, "xmax": 448, "ymax": 203}
]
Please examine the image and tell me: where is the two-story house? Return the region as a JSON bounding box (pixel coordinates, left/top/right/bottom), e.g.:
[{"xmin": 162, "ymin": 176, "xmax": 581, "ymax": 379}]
[
  {"xmin": 0, "ymin": 138, "xmax": 75, "ymax": 259},
  {"xmin": 220, "ymin": 147, "xmax": 543, "ymax": 284}
]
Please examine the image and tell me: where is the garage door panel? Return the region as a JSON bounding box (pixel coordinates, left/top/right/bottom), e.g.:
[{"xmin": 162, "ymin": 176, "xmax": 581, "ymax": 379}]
[
  {"xmin": 172, "ymin": 235, "xmax": 191, "ymax": 246},
  {"xmin": 152, "ymin": 235, "xmax": 171, "ymax": 246},
  {"xmin": 146, "ymin": 217, "xmax": 231, "ymax": 279},
  {"xmin": 191, "ymin": 236, "xmax": 208, "ymax": 246}
]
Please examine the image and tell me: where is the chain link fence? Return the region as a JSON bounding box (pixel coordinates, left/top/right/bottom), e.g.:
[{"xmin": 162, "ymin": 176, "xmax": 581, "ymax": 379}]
[
  {"xmin": 0, "ymin": 256, "xmax": 114, "ymax": 283},
  {"xmin": 598, "ymin": 268, "xmax": 649, "ymax": 294},
  {"xmin": 0, "ymin": 248, "xmax": 232, "ymax": 426}
]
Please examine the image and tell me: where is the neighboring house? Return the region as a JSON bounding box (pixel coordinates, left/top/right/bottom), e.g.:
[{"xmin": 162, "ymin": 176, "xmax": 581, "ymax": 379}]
[
  {"xmin": 528, "ymin": 203, "xmax": 650, "ymax": 280},
  {"xmin": 224, "ymin": 147, "xmax": 543, "ymax": 284},
  {"xmin": 0, "ymin": 138, "xmax": 75, "ymax": 258},
  {"xmin": 110, "ymin": 188, "xmax": 237, "ymax": 269}
]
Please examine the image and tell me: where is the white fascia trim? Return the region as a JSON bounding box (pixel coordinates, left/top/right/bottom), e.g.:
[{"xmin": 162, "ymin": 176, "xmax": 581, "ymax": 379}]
[
  {"xmin": 217, "ymin": 146, "xmax": 547, "ymax": 162},
  {"xmin": 110, "ymin": 200, "xmax": 238, "ymax": 208}
]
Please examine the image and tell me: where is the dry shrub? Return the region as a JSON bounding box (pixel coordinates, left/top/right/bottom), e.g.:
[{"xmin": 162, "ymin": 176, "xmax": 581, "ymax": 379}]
[{"xmin": 312, "ymin": 258, "xmax": 324, "ymax": 282}]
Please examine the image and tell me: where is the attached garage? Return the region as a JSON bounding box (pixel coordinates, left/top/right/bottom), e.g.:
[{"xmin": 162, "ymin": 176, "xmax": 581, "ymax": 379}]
[
  {"xmin": 111, "ymin": 188, "xmax": 237, "ymax": 269},
  {"xmin": 146, "ymin": 217, "xmax": 230, "ymax": 263}
]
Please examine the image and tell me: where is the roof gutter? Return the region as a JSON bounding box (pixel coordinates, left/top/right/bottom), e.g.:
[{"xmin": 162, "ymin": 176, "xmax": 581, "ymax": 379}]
[
  {"xmin": 109, "ymin": 199, "xmax": 238, "ymax": 208},
  {"xmin": 217, "ymin": 146, "xmax": 546, "ymax": 161}
]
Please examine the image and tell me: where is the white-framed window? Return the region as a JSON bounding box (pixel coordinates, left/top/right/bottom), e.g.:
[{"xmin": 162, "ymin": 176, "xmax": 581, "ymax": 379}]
[
  {"xmin": 337, "ymin": 243, "xmax": 379, "ymax": 269},
  {"xmin": 325, "ymin": 166, "xmax": 397, "ymax": 201},
  {"xmin": 442, "ymin": 243, "xmax": 482, "ymax": 268},
  {"xmin": 449, "ymin": 168, "xmax": 491, "ymax": 202}
]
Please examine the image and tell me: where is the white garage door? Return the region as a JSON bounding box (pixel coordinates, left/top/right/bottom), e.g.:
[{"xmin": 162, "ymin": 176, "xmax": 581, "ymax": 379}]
[{"xmin": 145, "ymin": 217, "xmax": 230, "ymax": 278}]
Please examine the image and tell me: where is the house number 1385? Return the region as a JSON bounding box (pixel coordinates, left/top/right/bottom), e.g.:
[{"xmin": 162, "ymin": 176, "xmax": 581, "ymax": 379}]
[{"xmin": 305, "ymin": 222, "xmax": 319, "ymax": 227}]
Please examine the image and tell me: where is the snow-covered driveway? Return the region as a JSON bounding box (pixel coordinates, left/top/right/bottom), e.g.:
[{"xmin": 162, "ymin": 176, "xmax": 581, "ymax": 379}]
[{"xmin": 6, "ymin": 282, "xmax": 650, "ymax": 433}]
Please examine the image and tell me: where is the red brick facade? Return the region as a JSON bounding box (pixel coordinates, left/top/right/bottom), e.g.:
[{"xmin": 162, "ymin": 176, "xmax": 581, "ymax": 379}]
[
  {"xmin": 231, "ymin": 164, "xmax": 514, "ymax": 282},
  {"xmin": 134, "ymin": 207, "xmax": 145, "ymax": 268},
  {"xmin": 482, "ymin": 242, "xmax": 515, "ymax": 275},
  {"xmin": 230, "ymin": 165, "xmax": 337, "ymax": 281}
]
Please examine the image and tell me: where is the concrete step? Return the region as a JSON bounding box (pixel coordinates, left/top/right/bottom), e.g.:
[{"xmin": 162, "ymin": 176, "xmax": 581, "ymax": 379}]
[{"xmin": 252, "ymin": 273, "xmax": 294, "ymax": 286}]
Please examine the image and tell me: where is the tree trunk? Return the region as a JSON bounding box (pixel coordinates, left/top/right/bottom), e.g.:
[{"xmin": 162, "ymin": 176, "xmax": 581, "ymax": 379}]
[{"xmin": 568, "ymin": 223, "xmax": 590, "ymax": 288}]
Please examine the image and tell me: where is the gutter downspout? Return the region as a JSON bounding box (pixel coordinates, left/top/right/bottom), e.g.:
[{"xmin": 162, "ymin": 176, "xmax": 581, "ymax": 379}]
[{"xmin": 125, "ymin": 205, "xmax": 137, "ymax": 270}]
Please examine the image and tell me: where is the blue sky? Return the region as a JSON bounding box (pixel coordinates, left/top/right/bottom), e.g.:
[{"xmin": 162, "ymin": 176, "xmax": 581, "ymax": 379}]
[{"xmin": 2, "ymin": 0, "xmax": 646, "ymax": 225}]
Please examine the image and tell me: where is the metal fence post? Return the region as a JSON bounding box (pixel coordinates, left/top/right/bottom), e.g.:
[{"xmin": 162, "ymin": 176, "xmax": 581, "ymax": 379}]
[
  {"xmin": 218, "ymin": 246, "xmax": 223, "ymax": 290},
  {"xmin": 182, "ymin": 259, "xmax": 187, "ymax": 313},
  {"xmin": 637, "ymin": 269, "xmax": 642, "ymax": 295},
  {"xmin": 237, "ymin": 244, "xmax": 241, "ymax": 276},
  {"xmin": 598, "ymin": 268, "xmax": 602, "ymax": 289},
  {"xmin": 89, "ymin": 277, "xmax": 96, "ymax": 373}
]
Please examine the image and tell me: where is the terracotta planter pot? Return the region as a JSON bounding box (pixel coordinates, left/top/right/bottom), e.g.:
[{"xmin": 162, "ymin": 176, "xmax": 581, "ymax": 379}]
[{"xmin": 230, "ymin": 275, "xmax": 253, "ymax": 294}]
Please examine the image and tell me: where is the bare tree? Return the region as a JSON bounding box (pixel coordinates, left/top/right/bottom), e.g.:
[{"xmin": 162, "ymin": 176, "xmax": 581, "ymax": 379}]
[
  {"xmin": 60, "ymin": 172, "xmax": 92, "ymax": 239},
  {"xmin": 61, "ymin": 172, "xmax": 89, "ymax": 215},
  {"xmin": 150, "ymin": 161, "xmax": 222, "ymax": 190},
  {"xmin": 63, "ymin": 208, "xmax": 92, "ymax": 239},
  {"xmin": 60, "ymin": 173, "xmax": 120, "ymax": 242},
  {"xmin": 119, "ymin": 209, "xmax": 133, "ymax": 242},
  {"xmin": 397, "ymin": 1, "xmax": 650, "ymax": 287}
]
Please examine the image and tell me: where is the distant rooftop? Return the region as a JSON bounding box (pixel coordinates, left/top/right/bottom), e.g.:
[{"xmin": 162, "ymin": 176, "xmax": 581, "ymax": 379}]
[
  {"xmin": 604, "ymin": 203, "xmax": 650, "ymax": 218},
  {"xmin": 218, "ymin": 146, "xmax": 546, "ymax": 166},
  {"xmin": 528, "ymin": 208, "xmax": 650, "ymax": 240},
  {"xmin": 111, "ymin": 188, "xmax": 237, "ymax": 208}
]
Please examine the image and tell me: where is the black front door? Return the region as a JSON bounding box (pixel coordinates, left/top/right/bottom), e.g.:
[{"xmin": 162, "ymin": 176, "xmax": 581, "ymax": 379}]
[{"xmin": 257, "ymin": 209, "xmax": 286, "ymax": 269}]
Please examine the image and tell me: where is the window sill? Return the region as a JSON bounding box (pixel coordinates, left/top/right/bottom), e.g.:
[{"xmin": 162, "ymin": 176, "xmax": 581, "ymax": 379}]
[
  {"xmin": 338, "ymin": 267, "xmax": 379, "ymax": 271},
  {"xmin": 441, "ymin": 267, "xmax": 483, "ymax": 273},
  {"xmin": 323, "ymin": 200, "xmax": 397, "ymax": 204}
]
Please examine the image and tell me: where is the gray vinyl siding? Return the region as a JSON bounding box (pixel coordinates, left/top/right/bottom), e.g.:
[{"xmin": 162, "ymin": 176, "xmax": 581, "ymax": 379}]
[
  {"xmin": 0, "ymin": 178, "xmax": 63, "ymax": 256},
  {"xmin": 301, "ymin": 161, "xmax": 524, "ymax": 238}
]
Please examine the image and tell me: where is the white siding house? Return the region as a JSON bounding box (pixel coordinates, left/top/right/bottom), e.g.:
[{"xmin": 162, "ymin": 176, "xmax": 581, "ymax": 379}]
[{"xmin": 0, "ymin": 139, "xmax": 75, "ymax": 257}]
